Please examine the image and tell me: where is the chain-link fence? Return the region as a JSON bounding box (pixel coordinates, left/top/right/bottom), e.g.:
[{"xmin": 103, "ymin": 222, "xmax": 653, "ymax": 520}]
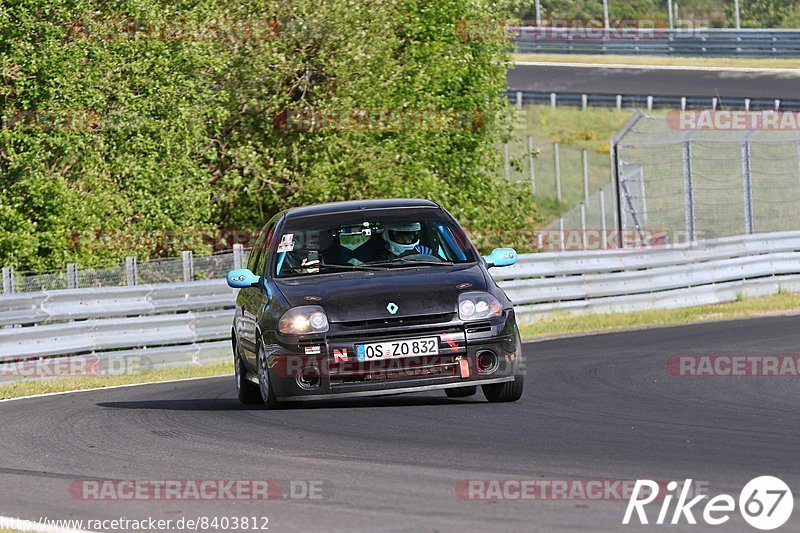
[
  {"xmin": 2, "ymin": 249, "xmax": 252, "ymax": 294},
  {"xmin": 613, "ymin": 111, "xmax": 800, "ymax": 245}
]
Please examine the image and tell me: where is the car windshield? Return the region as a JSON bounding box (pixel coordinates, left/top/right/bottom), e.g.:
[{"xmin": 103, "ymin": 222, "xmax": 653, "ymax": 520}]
[{"xmin": 274, "ymin": 213, "xmax": 477, "ymax": 278}]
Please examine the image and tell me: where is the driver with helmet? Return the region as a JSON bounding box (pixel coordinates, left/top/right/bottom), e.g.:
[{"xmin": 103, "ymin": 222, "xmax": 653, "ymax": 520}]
[{"xmin": 381, "ymin": 222, "xmax": 434, "ymax": 258}]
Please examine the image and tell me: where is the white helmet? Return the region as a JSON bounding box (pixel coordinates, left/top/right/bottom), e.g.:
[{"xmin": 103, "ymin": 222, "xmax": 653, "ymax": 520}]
[{"xmin": 383, "ymin": 222, "xmax": 421, "ymax": 256}]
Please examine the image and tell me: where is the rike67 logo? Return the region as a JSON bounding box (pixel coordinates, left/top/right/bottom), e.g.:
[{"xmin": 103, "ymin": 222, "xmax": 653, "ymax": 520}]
[{"xmin": 623, "ymin": 477, "xmax": 793, "ymax": 530}]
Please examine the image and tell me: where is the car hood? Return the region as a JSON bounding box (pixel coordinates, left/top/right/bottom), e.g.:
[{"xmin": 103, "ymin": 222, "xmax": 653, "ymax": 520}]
[{"xmin": 275, "ymin": 264, "xmax": 487, "ymax": 323}]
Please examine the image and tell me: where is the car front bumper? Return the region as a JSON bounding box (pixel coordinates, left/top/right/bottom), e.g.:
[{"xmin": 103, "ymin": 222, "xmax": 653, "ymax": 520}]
[{"xmin": 258, "ymin": 310, "xmax": 523, "ymax": 401}]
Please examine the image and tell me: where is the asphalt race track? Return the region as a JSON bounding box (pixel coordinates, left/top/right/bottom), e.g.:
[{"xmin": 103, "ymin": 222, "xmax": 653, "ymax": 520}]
[
  {"xmin": 2, "ymin": 315, "xmax": 800, "ymax": 532},
  {"xmin": 507, "ymin": 64, "xmax": 800, "ymax": 99}
]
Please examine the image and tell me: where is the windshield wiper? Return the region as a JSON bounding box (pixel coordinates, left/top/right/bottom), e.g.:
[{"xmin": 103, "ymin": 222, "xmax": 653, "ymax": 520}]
[
  {"xmin": 365, "ymin": 258, "xmax": 454, "ymax": 268},
  {"xmin": 317, "ymin": 263, "xmax": 385, "ymax": 272}
]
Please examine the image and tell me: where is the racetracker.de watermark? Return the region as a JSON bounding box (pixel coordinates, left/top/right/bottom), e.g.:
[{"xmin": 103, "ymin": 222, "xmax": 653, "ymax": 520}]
[
  {"xmin": 667, "ymin": 355, "xmax": 800, "ymax": 377},
  {"xmin": 0, "ymin": 355, "xmax": 151, "ymax": 379},
  {"xmin": 667, "ymin": 110, "xmax": 800, "ymax": 131},
  {"xmin": 69, "ymin": 479, "xmax": 327, "ymax": 501},
  {"xmin": 273, "ymin": 108, "xmax": 486, "ymax": 133},
  {"xmin": 67, "ymin": 18, "xmax": 281, "ymax": 41},
  {"xmin": 455, "ymin": 18, "xmax": 695, "ymax": 41},
  {"xmin": 456, "ymin": 479, "xmax": 708, "ymax": 501}
]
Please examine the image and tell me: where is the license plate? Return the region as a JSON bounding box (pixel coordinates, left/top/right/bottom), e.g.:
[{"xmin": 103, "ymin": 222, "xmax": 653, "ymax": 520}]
[{"xmin": 355, "ymin": 337, "xmax": 439, "ymax": 362}]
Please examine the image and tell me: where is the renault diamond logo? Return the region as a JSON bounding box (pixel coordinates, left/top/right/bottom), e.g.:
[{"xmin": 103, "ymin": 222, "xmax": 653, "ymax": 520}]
[{"xmin": 386, "ymin": 302, "xmax": 399, "ymax": 315}]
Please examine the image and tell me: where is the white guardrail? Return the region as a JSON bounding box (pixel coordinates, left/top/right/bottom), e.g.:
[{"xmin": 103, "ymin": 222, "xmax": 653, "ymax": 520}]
[{"xmin": 3, "ymin": 230, "xmax": 800, "ymax": 384}]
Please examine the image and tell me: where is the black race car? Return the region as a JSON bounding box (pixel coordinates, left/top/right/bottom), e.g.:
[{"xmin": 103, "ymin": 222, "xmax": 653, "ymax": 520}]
[{"xmin": 226, "ymin": 199, "xmax": 522, "ymax": 408}]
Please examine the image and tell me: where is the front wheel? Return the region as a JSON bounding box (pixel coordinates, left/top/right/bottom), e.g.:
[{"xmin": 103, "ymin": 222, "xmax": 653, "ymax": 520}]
[
  {"xmin": 234, "ymin": 339, "xmax": 262, "ymax": 405},
  {"xmin": 482, "ymin": 375, "xmax": 524, "ymax": 403},
  {"xmin": 257, "ymin": 344, "xmax": 281, "ymax": 409}
]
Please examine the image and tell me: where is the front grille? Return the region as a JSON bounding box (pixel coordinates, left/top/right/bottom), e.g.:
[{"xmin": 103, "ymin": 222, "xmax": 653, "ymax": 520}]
[
  {"xmin": 329, "ymin": 323, "xmax": 463, "ymax": 342},
  {"xmin": 336, "ymin": 312, "xmax": 456, "ymax": 330}
]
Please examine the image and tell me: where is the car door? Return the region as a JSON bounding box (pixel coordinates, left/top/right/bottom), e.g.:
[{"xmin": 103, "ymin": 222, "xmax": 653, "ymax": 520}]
[{"xmin": 239, "ymin": 217, "xmax": 278, "ymax": 362}]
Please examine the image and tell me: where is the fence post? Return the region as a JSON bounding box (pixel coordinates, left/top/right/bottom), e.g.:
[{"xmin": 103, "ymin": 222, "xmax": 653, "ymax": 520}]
[
  {"xmin": 233, "ymin": 243, "xmax": 245, "ymax": 270},
  {"xmin": 600, "ymin": 189, "xmax": 608, "ymax": 249},
  {"xmin": 527, "ymin": 136, "xmax": 536, "ymax": 195},
  {"xmin": 582, "ymin": 149, "xmax": 589, "ymax": 204},
  {"xmin": 66, "ymin": 263, "xmax": 78, "ymax": 289},
  {"xmin": 2, "ymin": 267, "xmax": 14, "ymax": 294},
  {"xmin": 734, "ymin": 0, "xmax": 741, "ymax": 29},
  {"xmin": 125, "ymin": 256, "xmax": 138, "ymax": 286},
  {"xmin": 741, "ymin": 140, "xmax": 754, "ymax": 234},
  {"xmin": 535, "ymin": 0, "xmax": 541, "ymax": 27},
  {"xmin": 503, "ymin": 143, "xmax": 511, "ymax": 183},
  {"xmin": 668, "ymin": 0, "xmax": 674, "ymax": 29},
  {"xmin": 580, "ymin": 202, "xmax": 587, "ymax": 249},
  {"xmin": 602, "ymin": 0, "xmax": 610, "ymax": 30},
  {"xmin": 558, "ymin": 217, "xmax": 565, "ymax": 252},
  {"xmin": 554, "ymin": 142, "xmax": 561, "ymax": 201},
  {"xmin": 682, "ymin": 140, "xmax": 696, "ymax": 242},
  {"xmin": 182, "ymin": 250, "xmax": 194, "ymax": 282}
]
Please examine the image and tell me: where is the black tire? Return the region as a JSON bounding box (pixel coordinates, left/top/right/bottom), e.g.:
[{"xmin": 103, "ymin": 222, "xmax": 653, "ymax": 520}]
[
  {"xmin": 234, "ymin": 339, "xmax": 262, "ymax": 405},
  {"xmin": 257, "ymin": 343, "xmax": 281, "ymax": 409},
  {"xmin": 445, "ymin": 385, "xmax": 477, "ymax": 398},
  {"xmin": 482, "ymin": 375, "xmax": 524, "ymax": 403}
]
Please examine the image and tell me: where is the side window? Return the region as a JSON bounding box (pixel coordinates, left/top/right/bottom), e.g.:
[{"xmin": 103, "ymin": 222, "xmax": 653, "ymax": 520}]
[
  {"xmin": 246, "ymin": 215, "xmax": 280, "ymax": 275},
  {"xmin": 255, "ymin": 223, "xmax": 276, "ymax": 276},
  {"xmin": 247, "ymin": 232, "xmax": 266, "ymax": 272}
]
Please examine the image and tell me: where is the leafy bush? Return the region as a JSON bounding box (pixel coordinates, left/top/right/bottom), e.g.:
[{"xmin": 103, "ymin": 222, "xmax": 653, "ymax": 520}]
[{"xmin": 0, "ymin": 0, "xmax": 530, "ymax": 269}]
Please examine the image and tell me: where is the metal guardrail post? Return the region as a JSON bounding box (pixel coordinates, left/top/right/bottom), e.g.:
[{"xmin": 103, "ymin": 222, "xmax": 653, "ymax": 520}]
[
  {"xmin": 125, "ymin": 257, "xmax": 138, "ymax": 286},
  {"xmin": 734, "ymin": 0, "xmax": 741, "ymax": 29},
  {"xmin": 550, "ymin": 93, "xmax": 556, "ymax": 109},
  {"xmin": 741, "ymin": 140, "xmax": 755, "ymax": 235},
  {"xmin": 66, "ymin": 263, "xmax": 78, "ymax": 289},
  {"xmin": 182, "ymin": 251, "xmax": 194, "ymax": 282},
  {"xmin": 558, "ymin": 217, "xmax": 565, "ymax": 252},
  {"xmin": 516, "ymin": 91, "xmax": 523, "ymax": 109},
  {"xmin": 682, "ymin": 140, "xmax": 696, "ymax": 242},
  {"xmin": 580, "ymin": 202, "xmax": 587, "ymax": 250},
  {"xmin": 2, "ymin": 267, "xmax": 14, "ymax": 294},
  {"xmin": 233, "ymin": 244, "xmax": 245, "ymax": 270}
]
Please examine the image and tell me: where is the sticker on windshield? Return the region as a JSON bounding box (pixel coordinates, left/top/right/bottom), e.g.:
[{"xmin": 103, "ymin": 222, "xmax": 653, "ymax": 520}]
[{"xmin": 277, "ymin": 233, "xmax": 295, "ymax": 252}]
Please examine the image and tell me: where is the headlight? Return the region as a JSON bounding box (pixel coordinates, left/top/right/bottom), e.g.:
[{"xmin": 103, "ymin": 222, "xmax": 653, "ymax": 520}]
[
  {"xmin": 278, "ymin": 306, "xmax": 329, "ymax": 335},
  {"xmin": 458, "ymin": 292, "xmax": 503, "ymax": 321}
]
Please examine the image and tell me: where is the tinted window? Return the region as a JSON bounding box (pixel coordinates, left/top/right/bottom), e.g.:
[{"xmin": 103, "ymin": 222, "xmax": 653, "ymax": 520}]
[{"xmin": 275, "ymin": 211, "xmax": 477, "ymax": 278}]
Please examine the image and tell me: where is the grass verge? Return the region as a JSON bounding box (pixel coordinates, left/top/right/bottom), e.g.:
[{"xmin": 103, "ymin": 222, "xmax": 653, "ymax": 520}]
[
  {"xmin": 0, "ymin": 360, "xmax": 233, "ymax": 400},
  {"xmin": 512, "ymin": 53, "xmax": 800, "ymax": 70},
  {"xmin": 520, "ymin": 291, "xmax": 800, "ymax": 340}
]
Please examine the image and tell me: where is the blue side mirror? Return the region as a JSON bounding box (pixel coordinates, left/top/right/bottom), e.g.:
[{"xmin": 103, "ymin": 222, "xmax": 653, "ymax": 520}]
[
  {"xmin": 226, "ymin": 269, "xmax": 261, "ymax": 288},
  {"xmin": 483, "ymin": 248, "xmax": 517, "ymax": 268}
]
